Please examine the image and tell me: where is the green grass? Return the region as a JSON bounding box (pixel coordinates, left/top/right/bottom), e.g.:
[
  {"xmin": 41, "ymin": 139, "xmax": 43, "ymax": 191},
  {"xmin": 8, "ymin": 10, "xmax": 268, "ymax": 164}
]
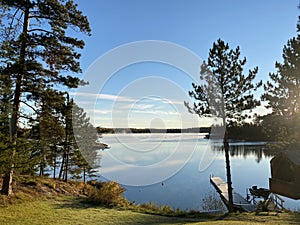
[
  {"xmin": 0, "ymin": 196, "xmax": 299, "ymax": 225},
  {"xmin": 0, "ymin": 176, "xmax": 299, "ymax": 224}
]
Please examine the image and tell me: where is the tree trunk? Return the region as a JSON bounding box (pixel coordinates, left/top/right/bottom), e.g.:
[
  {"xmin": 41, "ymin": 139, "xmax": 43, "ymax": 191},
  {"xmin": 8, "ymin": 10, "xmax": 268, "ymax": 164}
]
[
  {"xmin": 224, "ymin": 129, "xmax": 234, "ymax": 212},
  {"xmin": 53, "ymin": 157, "xmax": 56, "ymax": 179},
  {"xmin": 39, "ymin": 163, "xmax": 44, "ymax": 176},
  {"xmin": 1, "ymin": 3, "xmax": 30, "ymax": 196},
  {"xmin": 64, "ymin": 152, "xmax": 69, "ymax": 182},
  {"xmin": 59, "ymin": 153, "xmax": 65, "ymax": 179},
  {"xmin": 63, "ymin": 93, "xmax": 70, "ymax": 182},
  {"xmin": 39, "ymin": 153, "xmax": 46, "ymax": 176},
  {"xmin": 83, "ymin": 167, "xmax": 86, "ymax": 183},
  {"xmin": 1, "ymin": 170, "xmax": 14, "ymax": 195}
]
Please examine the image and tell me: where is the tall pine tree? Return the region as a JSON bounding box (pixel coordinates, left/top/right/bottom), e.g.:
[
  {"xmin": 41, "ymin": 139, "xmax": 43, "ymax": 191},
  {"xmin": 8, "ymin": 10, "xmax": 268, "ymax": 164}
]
[
  {"xmin": 262, "ymin": 17, "xmax": 300, "ymax": 149},
  {"xmin": 0, "ymin": 0, "xmax": 91, "ymax": 195},
  {"xmin": 185, "ymin": 39, "xmax": 262, "ymax": 212},
  {"xmin": 262, "ymin": 37, "xmax": 300, "ymax": 117},
  {"xmin": 59, "ymin": 97, "xmax": 100, "ymax": 182}
]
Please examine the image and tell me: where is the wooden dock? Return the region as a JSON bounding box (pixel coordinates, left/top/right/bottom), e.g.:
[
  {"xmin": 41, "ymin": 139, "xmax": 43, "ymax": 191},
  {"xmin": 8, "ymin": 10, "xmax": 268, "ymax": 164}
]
[{"xmin": 210, "ymin": 176, "xmax": 256, "ymax": 212}]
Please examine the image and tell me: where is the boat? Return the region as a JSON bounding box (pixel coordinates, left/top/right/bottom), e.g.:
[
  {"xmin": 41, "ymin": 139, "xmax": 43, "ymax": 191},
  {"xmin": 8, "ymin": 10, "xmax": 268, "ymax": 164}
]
[
  {"xmin": 248, "ymin": 186, "xmax": 270, "ymax": 200},
  {"xmin": 210, "ymin": 176, "xmax": 285, "ymax": 212}
]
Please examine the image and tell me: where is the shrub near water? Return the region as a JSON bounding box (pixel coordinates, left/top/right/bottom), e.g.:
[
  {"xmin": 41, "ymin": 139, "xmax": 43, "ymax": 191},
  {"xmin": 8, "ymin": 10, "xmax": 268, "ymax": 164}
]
[
  {"xmin": 139, "ymin": 202, "xmax": 175, "ymax": 215},
  {"xmin": 87, "ymin": 181, "xmax": 128, "ymax": 207},
  {"xmin": 201, "ymin": 191, "xmax": 226, "ymax": 212}
]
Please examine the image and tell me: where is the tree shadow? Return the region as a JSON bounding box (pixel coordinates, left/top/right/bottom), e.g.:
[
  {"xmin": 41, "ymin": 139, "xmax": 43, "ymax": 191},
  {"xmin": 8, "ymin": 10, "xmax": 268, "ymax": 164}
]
[
  {"xmin": 53, "ymin": 197, "xmax": 221, "ymax": 224},
  {"xmin": 53, "ymin": 196, "xmax": 105, "ymax": 210}
]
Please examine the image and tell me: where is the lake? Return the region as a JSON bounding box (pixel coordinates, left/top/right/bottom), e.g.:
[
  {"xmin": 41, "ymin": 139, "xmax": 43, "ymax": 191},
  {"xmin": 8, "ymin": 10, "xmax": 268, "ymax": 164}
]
[{"xmin": 98, "ymin": 133, "xmax": 299, "ymax": 211}]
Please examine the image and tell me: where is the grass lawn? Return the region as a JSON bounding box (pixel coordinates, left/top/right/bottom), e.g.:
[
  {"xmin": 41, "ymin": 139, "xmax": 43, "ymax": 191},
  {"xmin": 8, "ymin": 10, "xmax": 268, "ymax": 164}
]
[{"xmin": 0, "ymin": 196, "xmax": 299, "ymax": 225}]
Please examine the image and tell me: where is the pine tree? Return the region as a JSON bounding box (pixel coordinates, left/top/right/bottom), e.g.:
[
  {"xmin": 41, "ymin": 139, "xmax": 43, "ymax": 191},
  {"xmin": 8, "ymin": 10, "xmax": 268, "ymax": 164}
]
[
  {"xmin": 0, "ymin": 69, "xmax": 13, "ymax": 176},
  {"xmin": 59, "ymin": 98, "xmax": 100, "ymax": 182},
  {"xmin": 0, "ymin": 0, "xmax": 91, "ymax": 195},
  {"xmin": 262, "ymin": 37, "xmax": 300, "ymax": 117},
  {"xmin": 28, "ymin": 89, "xmax": 66, "ymax": 177},
  {"xmin": 262, "ymin": 12, "xmax": 300, "ymax": 149},
  {"xmin": 185, "ymin": 39, "xmax": 262, "ymax": 212},
  {"xmin": 262, "ymin": 23, "xmax": 300, "ymax": 149}
]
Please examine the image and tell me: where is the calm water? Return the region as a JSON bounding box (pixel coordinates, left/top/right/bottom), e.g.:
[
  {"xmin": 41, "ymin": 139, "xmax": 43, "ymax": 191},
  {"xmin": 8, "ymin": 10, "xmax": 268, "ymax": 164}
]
[{"xmin": 98, "ymin": 133, "xmax": 299, "ymax": 211}]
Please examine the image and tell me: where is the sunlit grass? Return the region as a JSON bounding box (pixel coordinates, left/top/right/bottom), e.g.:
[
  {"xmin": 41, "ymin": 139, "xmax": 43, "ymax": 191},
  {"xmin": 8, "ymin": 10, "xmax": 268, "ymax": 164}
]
[
  {"xmin": 0, "ymin": 196, "xmax": 205, "ymax": 225},
  {"xmin": 0, "ymin": 176, "xmax": 299, "ymax": 224},
  {"xmin": 0, "ymin": 196, "xmax": 299, "ymax": 225}
]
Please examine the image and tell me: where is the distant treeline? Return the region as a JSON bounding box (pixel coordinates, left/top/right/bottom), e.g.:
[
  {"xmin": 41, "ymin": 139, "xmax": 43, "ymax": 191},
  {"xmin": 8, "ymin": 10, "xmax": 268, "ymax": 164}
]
[
  {"xmin": 97, "ymin": 125, "xmax": 273, "ymax": 142},
  {"xmin": 97, "ymin": 127, "xmax": 211, "ymax": 134},
  {"xmin": 227, "ymin": 125, "xmax": 271, "ymax": 142}
]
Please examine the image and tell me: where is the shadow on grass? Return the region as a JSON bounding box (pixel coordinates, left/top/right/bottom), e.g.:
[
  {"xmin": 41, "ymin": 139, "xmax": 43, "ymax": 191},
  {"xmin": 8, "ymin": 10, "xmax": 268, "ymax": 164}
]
[
  {"xmin": 53, "ymin": 196, "xmax": 221, "ymax": 225},
  {"xmin": 54, "ymin": 198, "xmax": 300, "ymax": 225},
  {"xmin": 53, "ymin": 196, "xmax": 107, "ymax": 210},
  {"xmin": 218, "ymin": 211, "xmax": 300, "ymax": 224},
  {"xmin": 290, "ymin": 212, "xmax": 300, "ymax": 223}
]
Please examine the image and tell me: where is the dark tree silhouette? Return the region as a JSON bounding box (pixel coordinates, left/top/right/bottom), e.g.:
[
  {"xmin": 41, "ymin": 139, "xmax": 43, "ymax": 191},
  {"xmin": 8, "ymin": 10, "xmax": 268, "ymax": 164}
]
[
  {"xmin": 262, "ymin": 15, "xmax": 300, "ymax": 150},
  {"xmin": 0, "ymin": 0, "xmax": 90, "ymax": 195},
  {"xmin": 185, "ymin": 39, "xmax": 262, "ymax": 212}
]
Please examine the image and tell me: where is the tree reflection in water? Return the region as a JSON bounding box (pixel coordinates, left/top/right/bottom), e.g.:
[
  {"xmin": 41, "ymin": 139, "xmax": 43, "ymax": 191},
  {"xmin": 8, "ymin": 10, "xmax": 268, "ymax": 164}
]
[{"xmin": 211, "ymin": 143, "xmax": 281, "ymax": 163}]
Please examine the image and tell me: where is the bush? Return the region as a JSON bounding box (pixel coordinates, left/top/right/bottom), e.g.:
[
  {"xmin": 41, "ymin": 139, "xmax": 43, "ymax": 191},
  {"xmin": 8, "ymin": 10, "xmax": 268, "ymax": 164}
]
[
  {"xmin": 201, "ymin": 191, "xmax": 226, "ymax": 212},
  {"xmin": 87, "ymin": 181, "xmax": 127, "ymax": 207},
  {"xmin": 138, "ymin": 202, "xmax": 177, "ymax": 215},
  {"xmin": 160, "ymin": 205, "xmax": 174, "ymax": 214},
  {"xmin": 139, "ymin": 201, "xmax": 160, "ymax": 212}
]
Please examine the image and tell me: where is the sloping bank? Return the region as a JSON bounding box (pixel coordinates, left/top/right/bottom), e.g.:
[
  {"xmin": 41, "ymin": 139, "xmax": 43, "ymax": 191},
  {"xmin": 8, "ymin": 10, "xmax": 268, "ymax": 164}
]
[{"xmin": 0, "ymin": 176, "xmax": 299, "ymax": 225}]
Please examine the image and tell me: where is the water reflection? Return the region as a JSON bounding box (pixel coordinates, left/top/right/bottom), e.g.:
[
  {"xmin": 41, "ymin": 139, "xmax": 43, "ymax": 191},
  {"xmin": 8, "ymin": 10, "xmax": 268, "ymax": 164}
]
[
  {"xmin": 211, "ymin": 143, "xmax": 280, "ymax": 163},
  {"xmin": 98, "ymin": 134, "xmax": 299, "ymax": 211},
  {"xmin": 98, "ymin": 133, "xmax": 202, "ymax": 186}
]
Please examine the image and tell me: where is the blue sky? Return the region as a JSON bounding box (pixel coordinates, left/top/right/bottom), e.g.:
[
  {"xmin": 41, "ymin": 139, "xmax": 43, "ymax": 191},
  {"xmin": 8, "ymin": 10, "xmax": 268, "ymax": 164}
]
[{"xmin": 72, "ymin": 0, "xmax": 299, "ymax": 128}]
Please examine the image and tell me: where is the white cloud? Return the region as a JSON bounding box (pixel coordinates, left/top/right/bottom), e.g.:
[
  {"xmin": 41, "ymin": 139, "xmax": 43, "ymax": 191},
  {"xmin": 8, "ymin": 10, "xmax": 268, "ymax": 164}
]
[
  {"xmin": 70, "ymin": 92, "xmax": 136, "ymax": 103},
  {"xmin": 72, "ymin": 92, "xmax": 185, "ymax": 107},
  {"xmin": 130, "ymin": 109, "xmax": 180, "ymax": 116},
  {"xmin": 70, "ymin": 92, "xmax": 203, "ymax": 128},
  {"xmin": 84, "ymin": 109, "xmax": 112, "ymax": 115},
  {"xmin": 132, "ymin": 104, "xmax": 155, "ymax": 110}
]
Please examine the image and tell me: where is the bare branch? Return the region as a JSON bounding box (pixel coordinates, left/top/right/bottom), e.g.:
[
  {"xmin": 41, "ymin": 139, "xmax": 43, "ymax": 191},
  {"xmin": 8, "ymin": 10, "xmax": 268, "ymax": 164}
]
[
  {"xmin": 21, "ymin": 100, "xmax": 39, "ymax": 113},
  {"xmin": 28, "ymin": 28, "xmax": 53, "ymax": 35},
  {"xmin": 28, "ymin": 15, "xmax": 52, "ymax": 20}
]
